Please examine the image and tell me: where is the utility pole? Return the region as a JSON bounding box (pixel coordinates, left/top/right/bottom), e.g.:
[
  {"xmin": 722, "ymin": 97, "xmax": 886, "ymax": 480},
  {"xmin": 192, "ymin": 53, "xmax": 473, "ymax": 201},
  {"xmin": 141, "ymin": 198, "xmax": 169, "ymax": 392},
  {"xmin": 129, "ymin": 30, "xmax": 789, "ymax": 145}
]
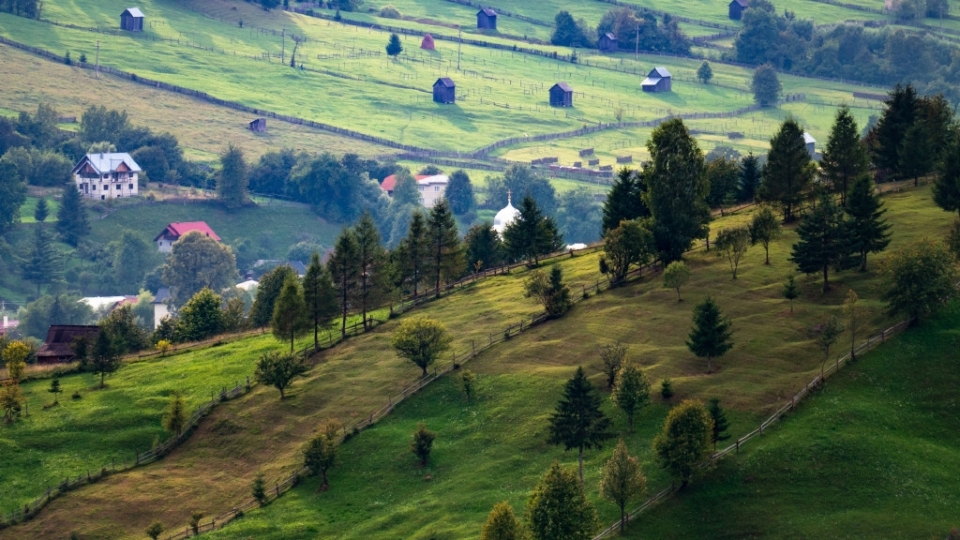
[
  {"xmin": 635, "ymin": 24, "xmax": 640, "ymax": 61},
  {"xmin": 95, "ymin": 40, "xmax": 100, "ymax": 79},
  {"xmin": 457, "ymin": 26, "xmax": 462, "ymax": 71},
  {"xmin": 281, "ymin": 25, "xmax": 286, "ymax": 64}
]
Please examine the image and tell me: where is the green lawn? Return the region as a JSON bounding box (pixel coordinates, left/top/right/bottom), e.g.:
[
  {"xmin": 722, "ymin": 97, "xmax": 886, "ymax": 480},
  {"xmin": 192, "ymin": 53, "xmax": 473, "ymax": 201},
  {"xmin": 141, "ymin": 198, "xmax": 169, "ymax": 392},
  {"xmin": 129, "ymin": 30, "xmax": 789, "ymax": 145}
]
[{"xmin": 18, "ymin": 196, "xmax": 61, "ymax": 224}]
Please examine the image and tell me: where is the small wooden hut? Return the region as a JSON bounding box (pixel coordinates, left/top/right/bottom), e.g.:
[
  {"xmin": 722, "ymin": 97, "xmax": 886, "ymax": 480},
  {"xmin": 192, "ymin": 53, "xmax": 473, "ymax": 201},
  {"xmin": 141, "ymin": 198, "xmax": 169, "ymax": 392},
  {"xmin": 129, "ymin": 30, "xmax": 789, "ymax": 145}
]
[
  {"xmin": 433, "ymin": 78, "xmax": 456, "ymax": 104},
  {"xmin": 120, "ymin": 8, "xmax": 144, "ymax": 32},
  {"xmin": 598, "ymin": 33, "xmax": 618, "ymax": 53},
  {"xmin": 549, "ymin": 82, "xmax": 574, "ymax": 107},
  {"xmin": 641, "ymin": 67, "xmax": 672, "ymax": 93},
  {"xmin": 729, "ymin": 0, "xmax": 749, "ymax": 20},
  {"xmin": 421, "ymin": 34, "xmax": 436, "ymax": 50},
  {"xmin": 249, "ymin": 118, "xmax": 267, "ymax": 132},
  {"xmin": 477, "ymin": 8, "xmax": 497, "ymax": 30}
]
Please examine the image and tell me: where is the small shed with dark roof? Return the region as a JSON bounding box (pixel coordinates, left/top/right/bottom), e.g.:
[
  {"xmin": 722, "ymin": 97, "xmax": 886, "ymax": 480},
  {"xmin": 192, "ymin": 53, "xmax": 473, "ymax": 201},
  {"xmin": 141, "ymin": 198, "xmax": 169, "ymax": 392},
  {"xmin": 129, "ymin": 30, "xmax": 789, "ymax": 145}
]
[
  {"xmin": 36, "ymin": 325, "xmax": 101, "ymax": 364},
  {"xmin": 729, "ymin": 0, "xmax": 749, "ymax": 20},
  {"xmin": 433, "ymin": 78, "xmax": 456, "ymax": 104},
  {"xmin": 549, "ymin": 82, "xmax": 574, "ymax": 107},
  {"xmin": 477, "ymin": 8, "xmax": 497, "ymax": 30},
  {"xmin": 121, "ymin": 8, "xmax": 144, "ymax": 32},
  {"xmin": 641, "ymin": 66, "xmax": 672, "ymax": 93},
  {"xmin": 249, "ymin": 118, "xmax": 267, "ymax": 133},
  {"xmin": 599, "ymin": 33, "xmax": 618, "ymax": 53}
]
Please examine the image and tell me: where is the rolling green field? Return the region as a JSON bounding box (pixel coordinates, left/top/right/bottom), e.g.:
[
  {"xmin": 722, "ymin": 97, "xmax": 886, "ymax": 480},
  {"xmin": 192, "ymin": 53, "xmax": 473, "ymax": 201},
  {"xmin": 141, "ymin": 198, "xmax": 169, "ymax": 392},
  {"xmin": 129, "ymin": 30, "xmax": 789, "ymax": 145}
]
[{"xmin": 628, "ymin": 301, "xmax": 960, "ymax": 539}]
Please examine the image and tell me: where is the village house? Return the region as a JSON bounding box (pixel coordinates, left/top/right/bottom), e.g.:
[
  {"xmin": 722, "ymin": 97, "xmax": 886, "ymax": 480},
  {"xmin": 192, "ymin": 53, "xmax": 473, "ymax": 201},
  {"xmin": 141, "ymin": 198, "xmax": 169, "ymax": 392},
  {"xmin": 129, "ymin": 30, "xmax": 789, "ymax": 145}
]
[
  {"xmin": 803, "ymin": 132, "xmax": 817, "ymax": 158},
  {"xmin": 36, "ymin": 325, "xmax": 101, "ymax": 364},
  {"xmin": 72, "ymin": 152, "xmax": 141, "ymax": 200},
  {"xmin": 599, "ymin": 33, "xmax": 618, "ymax": 53},
  {"xmin": 152, "ymin": 288, "xmax": 170, "ymax": 329},
  {"xmin": 80, "ymin": 295, "xmax": 139, "ymax": 316},
  {"xmin": 153, "ymin": 221, "xmax": 221, "ymax": 253},
  {"xmin": 379, "ymin": 174, "xmax": 449, "ymax": 208}
]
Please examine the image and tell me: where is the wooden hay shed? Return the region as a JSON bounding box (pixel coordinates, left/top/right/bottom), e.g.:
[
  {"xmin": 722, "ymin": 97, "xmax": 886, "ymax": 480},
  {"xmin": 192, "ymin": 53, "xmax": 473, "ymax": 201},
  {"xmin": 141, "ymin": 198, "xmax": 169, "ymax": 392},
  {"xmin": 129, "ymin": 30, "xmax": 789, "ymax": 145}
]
[
  {"xmin": 433, "ymin": 78, "xmax": 456, "ymax": 104},
  {"xmin": 599, "ymin": 33, "xmax": 618, "ymax": 53},
  {"xmin": 549, "ymin": 82, "xmax": 574, "ymax": 107},
  {"xmin": 421, "ymin": 34, "xmax": 436, "ymax": 50},
  {"xmin": 249, "ymin": 118, "xmax": 267, "ymax": 133},
  {"xmin": 121, "ymin": 7, "xmax": 144, "ymax": 32},
  {"xmin": 729, "ymin": 0, "xmax": 749, "ymax": 20},
  {"xmin": 477, "ymin": 8, "xmax": 497, "ymax": 30},
  {"xmin": 641, "ymin": 66, "xmax": 672, "ymax": 93}
]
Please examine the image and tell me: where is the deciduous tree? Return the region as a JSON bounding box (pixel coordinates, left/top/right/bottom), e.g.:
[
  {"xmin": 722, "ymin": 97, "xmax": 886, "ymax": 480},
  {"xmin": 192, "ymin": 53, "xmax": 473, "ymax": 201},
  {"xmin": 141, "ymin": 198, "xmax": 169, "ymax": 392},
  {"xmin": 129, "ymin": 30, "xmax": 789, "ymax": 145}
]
[
  {"xmin": 749, "ymin": 205, "xmax": 781, "ymax": 265},
  {"xmin": 697, "ymin": 60, "xmax": 713, "ymax": 84},
  {"xmin": 162, "ymin": 232, "xmax": 237, "ymax": 307},
  {"xmin": 611, "ymin": 360, "xmax": 650, "ymax": 431},
  {"xmin": 714, "ymin": 226, "xmax": 751, "ymax": 279},
  {"xmin": 547, "ymin": 366, "xmax": 614, "ymax": 486},
  {"xmin": 411, "ymin": 422, "xmax": 435, "ymax": 466},
  {"xmin": 842, "ymin": 289, "xmax": 869, "ymax": 360},
  {"xmin": 254, "ymin": 351, "xmax": 307, "ymax": 399},
  {"xmin": 0, "ymin": 382, "xmax": 24, "ymax": 424},
  {"xmin": 303, "ymin": 420, "xmax": 343, "ymax": 490},
  {"xmin": 663, "ymin": 260, "xmax": 690, "ymax": 302},
  {"xmin": 526, "ymin": 461, "xmax": 597, "ymax": 540},
  {"xmin": 458, "ymin": 368, "xmax": 477, "ymax": 401},
  {"xmin": 653, "ymin": 399, "xmax": 713, "ymax": 487},
  {"xmin": 445, "ymin": 169, "xmax": 475, "ymax": 215},
  {"xmin": 481, "ymin": 501, "xmax": 525, "ymax": 540},
  {"xmin": 3, "ymin": 340, "xmax": 29, "ymax": 383},
  {"xmin": 599, "ymin": 439, "xmax": 646, "ymax": 534},
  {"xmin": 162, "ymin": 393, "xmax": 187, "ymax": 436},
  {"xmin": 174, "ymin": 288, "xmax": 224, "ymax": 343},
  {"xmin": 523, "ymin": 265, "xmax": 572, "ymax": 318},
  {"xmin": 880, "ymin": 238, "xmax": 959, "ymax": 323},
  {"xmin": 392, "ymin": 317, "xmax": 451, "ymax": 377},
  {"xmin": 600, "ymin": 219, "xmax": 654, "ymax": 284},
  {"xmin": 217, "ymin": 144, "xmax": 248, "ymax": 210},
  {"xmin": 686, "ymin": 296, "xmax": 734, "ymax": 372},
  {"xmin": 598, "ymin": 341, "xmax": 626, "ymax": 390},
  {"xmin": 751, "ymin": 64, "xmax": 781, "ymax": 107},
  {"xmin": 0, "ymin": 161, "xmax": 27, "ymax": 234}
]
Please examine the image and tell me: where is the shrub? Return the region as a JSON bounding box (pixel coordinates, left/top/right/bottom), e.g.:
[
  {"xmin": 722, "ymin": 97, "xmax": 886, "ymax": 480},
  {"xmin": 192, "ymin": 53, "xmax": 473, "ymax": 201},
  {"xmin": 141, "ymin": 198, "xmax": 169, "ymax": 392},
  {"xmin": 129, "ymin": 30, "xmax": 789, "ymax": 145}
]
[
  {"xmin": 190, "ymin": 511, "xmax": 203, "ymax": 534},
  {"xmin": 71, "ymin": 390, "xmax": 81, "ymax": 400},
  {"xmin": 660, "ymin": 378, "xmax": 674, "ymax": 400},
  {"xmin": 379, "ymin": 4, "xmax": 401, "ymax": 18},
  {"xmin": 252, "ymin": 473, "xmax": 267, "ymax": 506}
]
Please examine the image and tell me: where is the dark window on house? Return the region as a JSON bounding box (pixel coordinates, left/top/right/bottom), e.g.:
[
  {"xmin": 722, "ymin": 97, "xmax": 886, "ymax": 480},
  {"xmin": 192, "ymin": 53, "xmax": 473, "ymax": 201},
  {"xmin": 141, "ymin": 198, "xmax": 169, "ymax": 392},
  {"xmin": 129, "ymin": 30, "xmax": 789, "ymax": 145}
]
[{"xmin": 128, "ymin": 184, "xmax": 133, "ymax": 189}]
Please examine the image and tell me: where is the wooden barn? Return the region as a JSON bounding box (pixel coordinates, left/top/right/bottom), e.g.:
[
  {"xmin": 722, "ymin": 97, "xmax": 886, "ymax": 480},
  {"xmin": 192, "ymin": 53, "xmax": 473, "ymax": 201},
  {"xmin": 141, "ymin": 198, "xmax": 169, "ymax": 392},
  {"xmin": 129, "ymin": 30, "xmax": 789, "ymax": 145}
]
[
  {"xmin": 249, "ymin": 118, "xmax": 267, "ymax": 132},
  {"xmin": 549, "ymin": 82, "xmax": 574, "ymax": 107},
  {"xmin": 641, "ymin": 66, "xmax": 672, "ymax": 93},
  {"xmin": 599, "ymin": 33, "xmax": 618, "ymax": 53},
  {"xmin": 120, "ymin": 8, "xmax": 144, "ymax": 32},
  {"xmin": 729, "ymin": 0, "xmax": 749, "ymax": 20},
  {"xmin": 433, "ymin": 78, "xmax": 456, "ymax": 104},
  {"xmin": 36, "ymin": 325, "xmax": 101, "ymax": 364},
  {"xmin": 477, "ymin": 8, "xmax": 497, "ymax": 30},
  {"xmin": 421, "ymin": 34, "xmax": 435, "ymax": 50}
]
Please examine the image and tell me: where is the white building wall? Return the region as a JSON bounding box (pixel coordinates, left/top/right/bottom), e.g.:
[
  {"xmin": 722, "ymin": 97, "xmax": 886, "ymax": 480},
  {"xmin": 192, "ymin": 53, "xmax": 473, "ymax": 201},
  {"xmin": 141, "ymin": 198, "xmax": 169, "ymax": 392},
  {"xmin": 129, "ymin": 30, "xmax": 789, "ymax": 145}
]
[{"xmin": 75, "ymin": 172, "xmax": 139, "ymax": 200}]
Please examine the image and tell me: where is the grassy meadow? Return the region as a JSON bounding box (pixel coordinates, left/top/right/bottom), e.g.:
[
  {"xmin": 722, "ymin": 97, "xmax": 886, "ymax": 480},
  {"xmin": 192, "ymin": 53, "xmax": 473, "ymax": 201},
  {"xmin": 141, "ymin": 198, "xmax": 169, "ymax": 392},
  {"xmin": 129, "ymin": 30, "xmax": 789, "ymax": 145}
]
[{"xmin": 0, "ymin": 184, "xmax": 952, "ymax": 539}]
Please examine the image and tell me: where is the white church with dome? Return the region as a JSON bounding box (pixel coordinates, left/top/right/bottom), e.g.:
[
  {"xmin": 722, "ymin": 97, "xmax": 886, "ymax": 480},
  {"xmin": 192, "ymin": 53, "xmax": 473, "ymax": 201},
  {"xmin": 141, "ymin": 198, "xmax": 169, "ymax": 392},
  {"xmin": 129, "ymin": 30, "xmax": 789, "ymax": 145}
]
[{"xmin": 493, "ymin": 191, "xmax": 519, "ymax": 235}]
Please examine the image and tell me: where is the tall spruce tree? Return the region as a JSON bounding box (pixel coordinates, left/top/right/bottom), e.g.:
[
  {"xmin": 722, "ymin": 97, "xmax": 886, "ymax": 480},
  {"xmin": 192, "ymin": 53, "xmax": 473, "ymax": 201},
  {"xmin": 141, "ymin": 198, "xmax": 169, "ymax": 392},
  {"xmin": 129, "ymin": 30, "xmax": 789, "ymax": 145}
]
[
  {"xmin": 789, "ymin": 192, "xmax": 857, "ymax": 291},
  {"xmin": 686, "ymin": 296, "xmax": 734, "ymax": 373},
  {"xmin": 707, "ymin": 398, "xmax": 731, "ymax": 450},
  {"xmin": 22, "ymin": 225, "xmax": 63, "ymax": 297},
  {"xmin": 90, "ymin": 329, "xmax": 121, "ymax": 388},
  {"xmin": 352, "ymin": 213, "xmax": 389, "ymax": 329},
  {"xmin": 760, "ymin": 118, "xmax": 814, "ymax": 222},
  {"xmin": 934, "ymin": 132, "xmax": 960, "ymax": 218},
  {"xmin": 547, "ymin": 366, "xmax": 614, "ymax": 486},
  {"xmin": 55, "ymin": 183, "xmax": 88, "ymax": 247},
  {"xmin": 302, "ymin": 252, "xmax": 338, "ymax": 351},
  {"xmin": 869, "ymin": 83, "xmax": 918, "ymax": 179},
  {"xmin": 271, "ymin": 274, "xmax": 310, "ymax": 353},
  {"xmin": 503, "ymin": 195, "xmax": 563, "ymax": 266},
  {"xmin": 327, "ymin": 229, "xmax": 360, "ymax": 337},
  {"xmin": 425, "ymin": 200, "xmax": 464, "ymax": 298},
  {"xmin": 737, "ymin": 153, "xmax": 761, "ymax": 202},
  {"xmin": 398, "ymin": 210, "xmax": 430, "ymax": 297},
  {"xmin": 820, "ymin": 106, "xmax": 869, "ymax": 206},
  {"xmin": 464, "ymin": 221, "xmax": 504, "ymax": 274},
  {"xmin": 217, "ymin": 144, "xmax": 248, "ymax": 210},
  {"xmin": 33, "ymin": 197, "xmax": 48, "ymax": 224},
  {"xmin": 899, "ymin": 121, "xmax": 934, "ymax": 187},
  {"xmin": 642, "ymin": 118, "xmax": 710, "ymax": 262},
  {"xmin": 601, "ymin": 167, "xmax": 648, "ymax": 234},
  {"xmin": 250, "ymin": 265, "xmax": 298, "ymax": 328},
  {"xmin": 845, "ymin": 175, "xmax": 891, "ymax": 271}
]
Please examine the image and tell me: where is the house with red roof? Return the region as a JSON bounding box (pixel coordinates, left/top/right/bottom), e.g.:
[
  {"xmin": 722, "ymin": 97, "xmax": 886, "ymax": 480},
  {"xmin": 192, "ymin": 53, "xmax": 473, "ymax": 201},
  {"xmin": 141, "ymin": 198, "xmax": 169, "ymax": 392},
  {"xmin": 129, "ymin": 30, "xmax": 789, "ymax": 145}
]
[
  {"xmin": 154, "ymin": 221, "xmax": 221, "ymax": 253},
  {"xmin": 379, "ymin": 174, "xmax": 449, "ymax": 208}
]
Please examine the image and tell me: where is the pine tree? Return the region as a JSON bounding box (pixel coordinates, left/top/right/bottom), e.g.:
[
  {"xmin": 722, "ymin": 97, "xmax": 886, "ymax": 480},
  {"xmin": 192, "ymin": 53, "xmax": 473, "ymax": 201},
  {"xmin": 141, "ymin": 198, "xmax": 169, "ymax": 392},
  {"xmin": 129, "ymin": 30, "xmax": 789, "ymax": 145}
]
[
  {"xmin": 352, "ymin": 213, "xmax": 389, "ymax": 329},
  {"xmin": 686, "ymin": 296, "xmax": 734, "ymax": 372},
  {"xmin": 33, "ymin": 197, "xmax": 48, "ymax": 223},
  {"xmin": 547, "ymin": 366, "xmax": 614, "ymax": 486},
  {"xmin": 820, "ymin": 106, "xmax": 869, "ymax": 206},
  {"xmin": 250, "ymin": 265, "xmax": 299, "ymax": 328},
  {"xmin": 601, "ymin": 167, "xmax": 648, "ymax": 234},
  {"xmin": 899, "ymin": 121, "xmax": 934, "ymax": 186},
  {"xmin": 302, "ymin": 252, "xmax": 338, "ymax": 351},
  {"xmin": 869, "ymin": 83, "xmax": 918, "ymax": 179},
  {"xmin": 526, "ymin": 462, "xmax": 597, "ymax": 540},
  {"xmin": 386, "ymin": 33, "xmax": 403, "ymax": 58},
  {"xmin": 760, "ymin": 118, "xmax": 814, "ymax": 222},
  {"xmin": 707, "ymin": 398, "xmax": 730, "ymax": 450},
  {"xmin": 464, "ymin": 221, "xmax": 503, "ymax": 274},
  {"xmin": 783, "ymin": 274, "xmax": 799, "ymax": 312},
  {"xmin": 425, "ymin": 200, "xmax": 464, "ymax": 298},
  {"xmin": 48, "ymin": 377, "xmax": 62, "ymax": 405},
  {"xmin": 642, "ymin": 119, "xmax": 709, "ymax": 262},
  {"xmin": 481, "ymin": 502, "xmax": 524, "ymax": 540},
  {"xmin": 271, "ymin": 274, "xmax": 309, "ymax": 353},
  {"xmin": 749, "ymin": 205, "xmax": 781, "ymax": 265},
  {"xmin": 217, "ymin": 144, "xmax": 248, "ymax": 210},
  {"xmin": 398, "ymin": 211, "xmax": 430, "ymax": 298},
  {"xmin": 599, "ymin": 439, "xmax": 646, "ymax": 534},
  {"xmin": 737, "ymin": 153, "xmax": 761, "ymax": 202},
  {"xmin": 523, "ymin": 265, "xmax": 572, "ymax": 318},
  {"xmin": 934, "ymin": 133, "xmax": 960, "ymax": 218},
  {"xmin": 845, "ymin": 175, "xmax": 891, "ymax": 271},
  {"xmin": 90, "ymin": 329, "xmax": 121, "ymax": 388},
  {"xmin": 789, "ymin": 192, "xmax": 857, "ymax": 292},
  {"xmin": 611, "ymin": 360, "xmax": 650, "ymax": 431},
  {"xmin": 56, "ymin": 183, "xmax": 88, "ymax": 247},
  {"xmin": 327, "ymin": 229, "xmax": 360, "ymax": 337},
  {"xmin": 22, "ymin": 225, "xmax": 63, "ymax": 297},
  {"xmin": 504, "ymin": 195, "xmax": 563, "ymax": 266}
]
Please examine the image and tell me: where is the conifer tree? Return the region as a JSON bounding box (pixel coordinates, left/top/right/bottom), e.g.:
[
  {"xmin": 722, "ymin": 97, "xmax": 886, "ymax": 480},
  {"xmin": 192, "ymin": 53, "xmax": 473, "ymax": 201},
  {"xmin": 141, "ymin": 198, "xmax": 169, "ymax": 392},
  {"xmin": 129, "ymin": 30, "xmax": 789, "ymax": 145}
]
[
  {"xmin": 789, "ymin": 192, "xmax": 857, "ymax": 291},
  {"xmin": 783, "ymin": 274, "xmax": 799, "ymax": 312},
  {"xmin": 22, "ymin": 225, "xmax": 63, "ymax": 297},
  {"xmin": 302, "ymin": 252, "xmax": 338, "ymax": 351},
  {"xmin": 547, "ymin": 366, "xmax": 614, "ymax": 486},
  {"xmin": 411, "ymin": 422, "xmax": 435, "ymax": 466},
  {"xmin": 464, "ymin": 221, "xmax": 503, "ymax": 273},
  {"xmin": 504, "ymin": 195, "xmax": 563, "ymax": 266},
  {"xmin": 933, "ymin": 133, "xmax": 960, "ymax": 218},
  {"xmin": 611, "ymin": 360, "xmax": 650, "ymax": 431},
  {"xmin": 707, "ymin": 398, "xmax": 730, "ymax": 450},
  {"xmin": 760, "ymin": 118, "xmax": 814, "ymax": 222},
  {"xmin": 737, "ymin": 153, "xmax": 761, "ymax": 202},
  {"xmin": 481, "ymin": 502, "xmax": 524, "ymax": 540},
  {"xmin": 899, "ymin": 121, "xmax": 934, "ymax": 187},
  {"xmin": 599, "ymin": 439, "xmax": 646, "ymax": 534},
  {"xmin": 386, "ymin": 32, "xmax": 403, "ymax": 58},
  {"xmin": 601, "ymin": 167, "xmax": 648, "ymax": 234},
  {"xmin": 642, "ymin": 118, "xmax": 710, "ymax": 262},
  {"xmin": 696, "ymin": 60, "xmax": 713, "ymax": 84},
  {"xmin": 90, "ymin": 329, "xmax": 120, "ymax": 388},
  {"xmin": 820, "ymin": 106, "xmax": 869, "ymax": 206},
  {"xmin": 48, "ymin": 377, "xmax": 62, "ymax": 405},
  {"xmin": 686, "ymin": 296, "xmax": 734, "ymax": 372},
  {"xmin": 869, "ymin": 83, "xmax": 918, "ymax": 178},
  {"xmin": 398, "ymin": 210, "xmax": 430, "ymax": 298},
  {"xmin": 33, "ymin": 197, "xmax": 48, "ymax": 224},
  {"xmin": 526, "ymin": 461, "xmax": 597, "ymax": 540},
  {"xmin": 327, "ymin": 229, "xmax": 359, "ymax": 337},
  {"xmin": 352, "ymin": 213, "xmax": 389, "ymax": 329},
  {"xmin": 425, "ymin": 200, "xmax": 464, "ymax": 298},
  {"xmin": 250, "ymin": 265, "xmax": 298, "ymax": 328},
  {"xmin": 845, "ymin": 175, "xmax": 891, "ymax": 271},
  {"xmin": 749, "ymin": 205, "xmax": 781, "ymax": 265},
  {"xmin": 271, "ymin": 274, "xmax": 309, "ymax": 353}
]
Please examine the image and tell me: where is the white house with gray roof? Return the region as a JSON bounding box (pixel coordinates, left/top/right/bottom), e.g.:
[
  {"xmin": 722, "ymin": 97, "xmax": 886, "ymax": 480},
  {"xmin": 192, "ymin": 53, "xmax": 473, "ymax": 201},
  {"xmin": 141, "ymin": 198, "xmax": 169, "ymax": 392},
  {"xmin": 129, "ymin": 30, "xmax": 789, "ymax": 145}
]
[{"xmin": 71, "ymin": 153, "xmax": 141, "ymax": 200}]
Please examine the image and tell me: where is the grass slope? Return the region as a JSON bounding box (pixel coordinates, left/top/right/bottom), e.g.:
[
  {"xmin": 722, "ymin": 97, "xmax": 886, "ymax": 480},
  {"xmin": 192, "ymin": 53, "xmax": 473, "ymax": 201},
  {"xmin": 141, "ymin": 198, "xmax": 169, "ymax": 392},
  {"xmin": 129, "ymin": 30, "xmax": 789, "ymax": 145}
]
[
  {"xmin": 631, "ymin": 301, "xmax": 960, "ymax": 539},
  {"xmin": 194, "ymin": 185, "xmax": 953, "ymax": 539}
]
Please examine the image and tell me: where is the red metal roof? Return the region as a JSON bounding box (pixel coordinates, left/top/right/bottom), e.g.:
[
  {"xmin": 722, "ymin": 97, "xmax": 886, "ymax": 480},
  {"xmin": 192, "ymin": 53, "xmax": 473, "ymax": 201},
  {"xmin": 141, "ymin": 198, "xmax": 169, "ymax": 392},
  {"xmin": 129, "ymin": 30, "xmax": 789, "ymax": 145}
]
[
  {"xmin": 380, "ymin": 174, "xmax": 429, "ymax": 193},
  {"xmin": 154, "ymin": 221, "xmax": 221, "ymax": 242}
]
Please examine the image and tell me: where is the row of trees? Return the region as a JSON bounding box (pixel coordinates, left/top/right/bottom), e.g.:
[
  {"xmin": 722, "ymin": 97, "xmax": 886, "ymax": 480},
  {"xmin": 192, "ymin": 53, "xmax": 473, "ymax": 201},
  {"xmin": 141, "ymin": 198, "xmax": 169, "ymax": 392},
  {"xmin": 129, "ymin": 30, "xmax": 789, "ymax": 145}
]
[{"xmin": 550, "ymin": 8, "xmax": 692, "ymax": 56}]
